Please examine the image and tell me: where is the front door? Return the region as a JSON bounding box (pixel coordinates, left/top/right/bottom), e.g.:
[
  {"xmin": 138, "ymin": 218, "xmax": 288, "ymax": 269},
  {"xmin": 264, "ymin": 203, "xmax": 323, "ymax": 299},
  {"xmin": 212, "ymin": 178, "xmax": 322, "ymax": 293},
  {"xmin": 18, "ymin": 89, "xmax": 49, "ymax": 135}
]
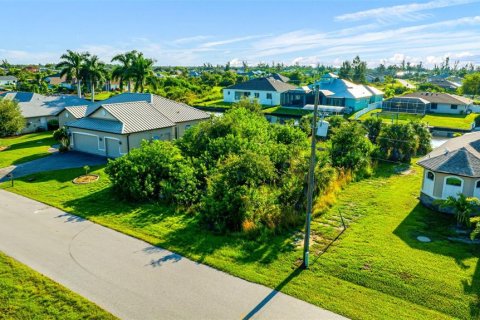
[{"xmin": 105, "ymin": 138, "xmax": 121, "ymax": 158}]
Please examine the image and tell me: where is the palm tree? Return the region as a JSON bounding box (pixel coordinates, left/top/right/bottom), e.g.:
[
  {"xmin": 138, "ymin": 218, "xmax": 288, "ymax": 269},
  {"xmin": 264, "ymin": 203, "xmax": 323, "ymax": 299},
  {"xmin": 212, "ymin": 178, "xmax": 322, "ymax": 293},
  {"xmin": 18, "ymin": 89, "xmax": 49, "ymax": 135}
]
[
  {"xmin": 81, "ymin": 55, "xmax": 107, "ymax": 102},
  {"xmin": 56, "ymin": 50, "xmax": 87, "ymax": 98},
  {"xmin": 440, "ymin": 194, "xmax": 480, "ymax": 228},
  {"xmin": 130, "ymin": 53, "xmax": 157, "ymax": 92},
  {"xmin": 111, "ymin": 50, "xmax": 137, "ymax": 92}
]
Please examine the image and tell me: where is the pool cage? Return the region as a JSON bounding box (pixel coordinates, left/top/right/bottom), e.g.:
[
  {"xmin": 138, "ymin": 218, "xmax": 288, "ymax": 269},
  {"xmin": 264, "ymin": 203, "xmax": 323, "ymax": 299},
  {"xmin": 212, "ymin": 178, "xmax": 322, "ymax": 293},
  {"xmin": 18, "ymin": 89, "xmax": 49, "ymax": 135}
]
[{"xmin": 382, "ymin": 97, "xmax": 431, "ymax": 114}]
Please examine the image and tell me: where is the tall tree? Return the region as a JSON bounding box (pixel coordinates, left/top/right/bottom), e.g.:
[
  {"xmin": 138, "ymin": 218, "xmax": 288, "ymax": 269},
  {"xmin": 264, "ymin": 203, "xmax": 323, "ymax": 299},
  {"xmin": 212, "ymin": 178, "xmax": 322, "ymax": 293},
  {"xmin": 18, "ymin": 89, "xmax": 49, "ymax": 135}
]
[
  {"xmin": 352, "ymin": 56, "xmax": 367, "ymax": 83},
  {"xmin": 338, "ymin": 61, "xmax": 352, "ymax": 80},
  {"xmin": 81, "ymin": 55, "xmax": 107, "ymax": 102},
  {"xmin": 461, "ymin": 73, "xmax": 480, "ymax": 98},
  {"xmin": 56, "ymin": 50, "xmax": 87, "ymax": 98},
  {"xmin": 130, "ymin": 53, "xmax": 157, "ymax": 92},
  {"xmin": 111, "ymin": 50, "xmax": 137, "ymax": 92}
]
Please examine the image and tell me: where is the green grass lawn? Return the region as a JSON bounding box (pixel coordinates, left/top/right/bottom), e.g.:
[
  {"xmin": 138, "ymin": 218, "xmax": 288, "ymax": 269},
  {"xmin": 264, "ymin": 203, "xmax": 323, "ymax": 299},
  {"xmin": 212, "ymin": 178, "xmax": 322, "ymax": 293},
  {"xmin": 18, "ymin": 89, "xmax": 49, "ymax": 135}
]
[
  {"xmin": 84, "ymin": 91, "xmax": 115, "ymax": 101},
  {"xmin": 1, "ymin": 163, "xmax": 479, "ymax": 319},
  {"xmin": 358, "ymin": 110, "xmax": 479, "ymax": 130},
  {"xmin": 0, "ymin": 131, "xmax": 55, "ymax": 168},
  {"xmin": 0, "ymin": 251, "xmax": 115, "ymax": 319}
]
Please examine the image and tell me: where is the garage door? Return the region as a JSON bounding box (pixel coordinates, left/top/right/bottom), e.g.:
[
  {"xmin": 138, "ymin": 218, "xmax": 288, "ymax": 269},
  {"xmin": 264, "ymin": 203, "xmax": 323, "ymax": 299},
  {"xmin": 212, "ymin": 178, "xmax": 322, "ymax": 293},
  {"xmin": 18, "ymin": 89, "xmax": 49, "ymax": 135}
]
[
  {"xmin": 105, "ymin": 138, "xmax": 121, "ymax": 158},
  {"xmin": 73, "ymin": 133, "xmax": 98, "ymax": 154}
]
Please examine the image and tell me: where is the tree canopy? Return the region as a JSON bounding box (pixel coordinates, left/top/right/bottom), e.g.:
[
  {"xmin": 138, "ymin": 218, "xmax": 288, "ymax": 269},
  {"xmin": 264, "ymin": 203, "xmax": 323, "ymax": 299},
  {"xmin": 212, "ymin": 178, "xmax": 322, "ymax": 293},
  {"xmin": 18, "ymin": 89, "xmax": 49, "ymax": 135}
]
[{"xmin": 0, "ymin": 98, "xmax": 25, "ymax": 137}]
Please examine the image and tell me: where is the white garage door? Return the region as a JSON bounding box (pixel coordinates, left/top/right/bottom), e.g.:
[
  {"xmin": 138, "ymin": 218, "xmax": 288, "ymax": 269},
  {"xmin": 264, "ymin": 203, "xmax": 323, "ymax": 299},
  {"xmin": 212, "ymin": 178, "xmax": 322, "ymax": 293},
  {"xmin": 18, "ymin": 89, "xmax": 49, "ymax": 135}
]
[{"xmin": 73, "ymin": 133, "xmax": 99, "ymax": 154}]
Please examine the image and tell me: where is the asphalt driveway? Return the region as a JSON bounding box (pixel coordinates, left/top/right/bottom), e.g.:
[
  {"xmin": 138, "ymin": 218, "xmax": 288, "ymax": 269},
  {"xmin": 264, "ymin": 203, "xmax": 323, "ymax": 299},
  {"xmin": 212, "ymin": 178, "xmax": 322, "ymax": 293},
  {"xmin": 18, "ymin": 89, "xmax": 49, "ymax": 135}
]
[
  {"xmin": 0, "ymin": 151, "xmax": 107, "ymax": 182},
  {"xmin": 0, "ymin": 190, "xmax": 346, "ymax": 320}
]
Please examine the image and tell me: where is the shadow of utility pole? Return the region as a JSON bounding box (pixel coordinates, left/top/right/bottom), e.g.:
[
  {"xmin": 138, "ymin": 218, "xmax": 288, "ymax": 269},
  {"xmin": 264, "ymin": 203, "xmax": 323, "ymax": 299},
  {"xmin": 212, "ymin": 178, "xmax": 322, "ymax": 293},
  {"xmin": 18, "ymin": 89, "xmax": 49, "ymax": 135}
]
[{"xmin": 242, "ymin": 266, "xmax": 303, "ymax": 320}]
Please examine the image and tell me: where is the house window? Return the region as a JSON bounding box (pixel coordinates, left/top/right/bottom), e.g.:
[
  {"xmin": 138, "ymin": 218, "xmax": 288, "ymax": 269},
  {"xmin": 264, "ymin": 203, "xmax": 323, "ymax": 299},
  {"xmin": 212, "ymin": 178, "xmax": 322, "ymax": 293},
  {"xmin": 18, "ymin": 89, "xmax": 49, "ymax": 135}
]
[
  {"xmin": 185, "ymin": 125, "xmax": 191, "ymax": 130},
  {"xmin": 227, "ymin": 91, "xmax": 230, "ymax": 95},
  {"xmin": 451, "ymin": 104, "xmax": 458, "ymax": 110},
  {"xmin": 254, "ymin": 93, "xmax": 259, "ymax": 98},
  {"xmin": 446, "ymin": 177, "xmax": 462, "ymax": 186},
  {"xmin": 476, "ymin": 181, "xmax": 480, "ymax": 188},
  {"xmin": 431, "ymin": 103, "xmax": 437, "ymax": 109},
  {"xmin": 266, "ymin": 93, "xmax": 272, "ymax": 99},
  {"xmin": 427, "ymin": 171, "xmax": 434, "ymax": 180},
  {"xmin": 65, "ymin": 113, "xmax": 69, "ymax": 118}
]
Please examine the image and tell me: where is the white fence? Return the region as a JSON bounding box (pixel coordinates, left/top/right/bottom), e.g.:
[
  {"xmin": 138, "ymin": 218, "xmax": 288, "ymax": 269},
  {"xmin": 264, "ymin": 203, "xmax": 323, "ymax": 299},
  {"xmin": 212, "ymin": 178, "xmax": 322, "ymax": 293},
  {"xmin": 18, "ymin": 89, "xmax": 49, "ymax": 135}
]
[{"xmin": 353, "ymin": 101, "xmax": 383, "ymax": 120}]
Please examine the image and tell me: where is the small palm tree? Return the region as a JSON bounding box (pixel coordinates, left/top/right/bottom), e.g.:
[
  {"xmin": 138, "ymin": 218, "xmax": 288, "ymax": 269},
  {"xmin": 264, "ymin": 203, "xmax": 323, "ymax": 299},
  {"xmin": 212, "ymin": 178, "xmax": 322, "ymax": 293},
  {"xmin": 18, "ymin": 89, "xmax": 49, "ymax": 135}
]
[
  {"xmin": 81, "ymin": 55, "xmax": 107, "ymax": 102},
  {"xmin": 441, "ymin": 194, "xmax": 479, "ymax": 228},
  {"xmin": 111, "ymin": 50, "xmax": 137, "ymax": 92},
  {"xmin": 57, "ymin": 50, "xmax": 87, "ymax": 98}
]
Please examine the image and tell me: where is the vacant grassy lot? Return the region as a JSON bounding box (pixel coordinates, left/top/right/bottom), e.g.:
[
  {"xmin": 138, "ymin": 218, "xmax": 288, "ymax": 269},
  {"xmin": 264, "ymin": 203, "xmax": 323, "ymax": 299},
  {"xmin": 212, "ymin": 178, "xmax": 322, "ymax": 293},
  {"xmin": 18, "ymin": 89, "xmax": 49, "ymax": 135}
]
[
  {"xmin": 0, "ymin": 131, "xmax": 55, "ymax": 168},
  {"xmin": 0, "ymin": 251, "xmax": 115, "ymax": 319},
  {"xmin": 358, "ymin": 109, "xmax": 479, "ymax": 130},
  {"xmin": 2, "ymin": 163, "xmax": 479, "ymax": 319},
  {"xmin": 84, "ymin": 91, "xmax": 115, "ymax": 101}
]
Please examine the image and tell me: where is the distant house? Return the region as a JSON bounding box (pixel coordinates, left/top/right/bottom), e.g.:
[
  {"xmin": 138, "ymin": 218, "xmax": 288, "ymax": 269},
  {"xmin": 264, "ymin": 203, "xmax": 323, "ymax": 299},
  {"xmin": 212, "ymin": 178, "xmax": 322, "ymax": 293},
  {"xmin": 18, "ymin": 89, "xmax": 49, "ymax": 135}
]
[
  {"xmin": 0, "ymin": 91, "xmax": 91, "ymax": 133},
  {"xmin": 310, "ymin": 73, "xmax": 383, "ymax": 112},
  {"xmin": 429, "ymin": 79, "xmax": 461, "ymax": 91},
  {"xmin": 418, "ymin": 132, "xmax": 480, "ymax": 211},
  {"xmin": 44, "ymin": 74, "xmax": 74, "ymax": 89},
  {"xmin": 223, "ymin": 77, "xmax": 296, "ymax": 106},
  {"xmin": 382, "ymin": 96, "xmax": 430, "ymax": 114},
  {"xmin": 67, "ymin": 93, "xmax": 210, "ymax": 158},
  {"xmin": 402, "ymin": 92, "xmax": 475, "ymax": 114},
  {"xmin": 0, "ymin": 76, "xmax": 17, "ymax": 87},
  {"xmin": 189, "ymin": 70, "xmax": 201, "ymax": 77},
  {"xmin": 270, "ymin": 73, "xmax": 289, "ymax": 82}
]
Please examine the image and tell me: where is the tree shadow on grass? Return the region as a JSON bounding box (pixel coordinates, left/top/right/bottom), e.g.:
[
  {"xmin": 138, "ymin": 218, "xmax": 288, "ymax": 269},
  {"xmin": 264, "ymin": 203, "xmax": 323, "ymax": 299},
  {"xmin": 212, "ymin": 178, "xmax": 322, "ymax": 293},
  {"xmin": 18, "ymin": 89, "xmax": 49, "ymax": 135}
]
[{"xmin": 394, "ymin": 202, "xmax": 480, "ymax": 318}]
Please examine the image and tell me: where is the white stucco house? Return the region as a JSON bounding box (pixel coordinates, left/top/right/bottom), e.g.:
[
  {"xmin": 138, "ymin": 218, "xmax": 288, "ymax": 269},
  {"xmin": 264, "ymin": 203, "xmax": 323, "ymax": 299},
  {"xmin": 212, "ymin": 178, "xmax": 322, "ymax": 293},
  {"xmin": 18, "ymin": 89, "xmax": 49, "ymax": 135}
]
[
  {"xmin": 0, "ymin": 91, "xmax": 91, "ymax": 133},
  {"xmin": 223, "ymin": 77, "xmax": 296, "ymax": 106},
  {"xmin": 418, "ymin": 132, "xmax": 480, "ymax": 212},
  {"xmin": 0, "ymin": 75, "xmax": 17, "ymax": 87},
  {"xmin": 403, "ymin": 92, "xmax": 475, "ymax": 114}
]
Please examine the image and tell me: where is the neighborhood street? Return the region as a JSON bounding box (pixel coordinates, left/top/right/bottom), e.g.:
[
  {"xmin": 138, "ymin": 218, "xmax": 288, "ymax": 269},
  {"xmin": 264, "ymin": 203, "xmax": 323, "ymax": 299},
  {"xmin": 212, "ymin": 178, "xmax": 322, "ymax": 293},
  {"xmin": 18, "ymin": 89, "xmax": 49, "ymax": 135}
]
[{"xmin": 0, "ymin": 190, "xmax": 346, "ymax": 320}]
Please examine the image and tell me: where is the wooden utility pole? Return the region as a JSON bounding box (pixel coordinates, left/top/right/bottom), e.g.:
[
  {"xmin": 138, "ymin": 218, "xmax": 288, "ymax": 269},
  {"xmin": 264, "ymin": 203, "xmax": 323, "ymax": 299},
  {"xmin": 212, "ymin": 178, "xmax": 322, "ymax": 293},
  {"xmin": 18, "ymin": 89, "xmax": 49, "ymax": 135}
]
[{"xmin": 303, "ymin": 85, "xmax": 320, "ymax": 269}]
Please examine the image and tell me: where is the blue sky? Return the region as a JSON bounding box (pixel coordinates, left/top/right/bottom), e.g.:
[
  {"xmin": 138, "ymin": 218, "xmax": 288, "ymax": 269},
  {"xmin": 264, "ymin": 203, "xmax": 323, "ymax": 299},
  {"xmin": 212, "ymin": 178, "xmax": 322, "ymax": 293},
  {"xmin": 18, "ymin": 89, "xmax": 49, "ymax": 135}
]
[{"xmin": 1, "ymin": 0, "xmax": 479, "ymax": 67}]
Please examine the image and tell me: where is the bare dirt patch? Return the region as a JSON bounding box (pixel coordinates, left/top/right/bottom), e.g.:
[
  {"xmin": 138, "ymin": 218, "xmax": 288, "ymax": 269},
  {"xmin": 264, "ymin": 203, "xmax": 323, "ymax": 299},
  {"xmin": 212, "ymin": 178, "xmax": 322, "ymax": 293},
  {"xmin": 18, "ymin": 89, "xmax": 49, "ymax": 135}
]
[
  {"xmin": 0, "ymin": 146, "xmax": 10, "ymax": 152},
  {"xmin": 72, "ymin": 174, "xmax": 99, "ymax": 184}
]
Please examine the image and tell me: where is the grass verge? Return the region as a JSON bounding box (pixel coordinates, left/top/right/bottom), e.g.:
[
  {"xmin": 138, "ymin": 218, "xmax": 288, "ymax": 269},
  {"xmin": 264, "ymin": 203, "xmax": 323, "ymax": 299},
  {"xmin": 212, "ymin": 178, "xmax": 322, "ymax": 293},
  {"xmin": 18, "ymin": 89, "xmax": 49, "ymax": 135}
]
[
  {"xmin": 1, "ymin": 164, "xmax": 479, "ymax": 319},
  {"xmin": 0, "ymin": 251, "xmax": 115, "ymax": 319}
]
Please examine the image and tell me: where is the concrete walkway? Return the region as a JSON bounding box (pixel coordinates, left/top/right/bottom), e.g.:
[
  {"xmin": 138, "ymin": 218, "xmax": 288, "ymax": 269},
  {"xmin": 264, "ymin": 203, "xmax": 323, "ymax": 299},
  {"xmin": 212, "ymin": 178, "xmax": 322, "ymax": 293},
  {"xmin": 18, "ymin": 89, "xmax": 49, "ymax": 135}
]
[
  {"xmin": 0, "ymin": 151, "xmax": 106, "ymax": 182},
  {"xmin": 0, "ymin": 190, "xmax": 346, "ymax": 320}
]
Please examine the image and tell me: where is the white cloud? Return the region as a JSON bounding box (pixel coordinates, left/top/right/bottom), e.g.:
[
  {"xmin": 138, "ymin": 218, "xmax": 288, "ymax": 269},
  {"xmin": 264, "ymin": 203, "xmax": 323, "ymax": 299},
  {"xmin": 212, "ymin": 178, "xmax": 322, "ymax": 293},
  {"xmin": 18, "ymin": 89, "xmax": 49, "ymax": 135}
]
[{"xmin": 335, "ymin": 0, "xmax": 478, "ymax": 22}]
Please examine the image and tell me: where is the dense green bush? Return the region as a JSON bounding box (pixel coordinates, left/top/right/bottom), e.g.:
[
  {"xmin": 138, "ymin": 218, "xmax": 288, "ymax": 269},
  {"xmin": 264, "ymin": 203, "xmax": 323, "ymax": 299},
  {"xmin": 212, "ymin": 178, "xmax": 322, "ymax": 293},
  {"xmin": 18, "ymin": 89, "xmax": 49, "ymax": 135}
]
[
  {"xmin": 330, "ymin": 121, "xmax": 373, "ymax": 173},
  {"xmin": 0, "ymin": 98, "xmax": 25, "ymax": 137},
  {"xmin": 105, "ymin": 140, "xmax": 198, "ymax": 205}
]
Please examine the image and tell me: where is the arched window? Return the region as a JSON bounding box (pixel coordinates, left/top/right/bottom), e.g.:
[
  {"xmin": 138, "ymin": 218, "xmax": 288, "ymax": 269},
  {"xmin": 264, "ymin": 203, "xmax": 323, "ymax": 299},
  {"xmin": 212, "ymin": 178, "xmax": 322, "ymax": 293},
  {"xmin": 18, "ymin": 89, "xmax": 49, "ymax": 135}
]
[{"xmin": 442, "ymin": 176, "xmax": 464, "ymax": 199}]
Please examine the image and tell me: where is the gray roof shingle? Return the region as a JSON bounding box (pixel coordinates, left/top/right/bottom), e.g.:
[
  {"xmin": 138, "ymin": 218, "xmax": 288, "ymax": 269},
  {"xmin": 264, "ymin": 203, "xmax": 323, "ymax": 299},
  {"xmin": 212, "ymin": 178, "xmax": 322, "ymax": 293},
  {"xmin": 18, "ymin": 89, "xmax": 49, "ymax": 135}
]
[
  {"xmin": 68, "ymin": 118, "xmax": 124, "ymax": 134},
  {"xmin": 225, "ymin": 77, "xmax": 296, "ymax": 92},
  {"xmin": 418, "ymin": 132, "xmax": 480, "ymax": 177},
  {"xmin": 151, "ymin": 95, "xmax": 210, "ymax": 123},
  {"xmin": 404, "ymin": 92, "xmax": 473, "ymax": 105},
  {"xmin": 64, "ymin": 106, "xmax": 88, "ymax": 119}
]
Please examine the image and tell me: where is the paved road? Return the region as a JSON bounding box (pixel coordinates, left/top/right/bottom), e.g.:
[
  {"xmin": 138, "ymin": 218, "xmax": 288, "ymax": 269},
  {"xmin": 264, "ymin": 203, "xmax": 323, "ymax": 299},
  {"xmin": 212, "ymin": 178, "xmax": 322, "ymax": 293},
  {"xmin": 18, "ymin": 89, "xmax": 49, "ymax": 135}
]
[
  {"xmin": 0, "ymin": 151, "xmax": 106, "ymax": 182},
  {"xmin": 0, "ymin": 190, "xmax": 346, "ymax": 320}
]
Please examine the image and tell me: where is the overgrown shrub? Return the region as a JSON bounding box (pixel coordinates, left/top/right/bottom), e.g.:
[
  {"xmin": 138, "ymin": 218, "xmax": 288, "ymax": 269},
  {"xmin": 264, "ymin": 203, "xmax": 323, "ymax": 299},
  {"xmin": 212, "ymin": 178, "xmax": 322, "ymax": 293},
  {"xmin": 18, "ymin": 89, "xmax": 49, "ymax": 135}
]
[{"xmin": 105, "ymin": 140, "xmax": 198, "ymax": 205}]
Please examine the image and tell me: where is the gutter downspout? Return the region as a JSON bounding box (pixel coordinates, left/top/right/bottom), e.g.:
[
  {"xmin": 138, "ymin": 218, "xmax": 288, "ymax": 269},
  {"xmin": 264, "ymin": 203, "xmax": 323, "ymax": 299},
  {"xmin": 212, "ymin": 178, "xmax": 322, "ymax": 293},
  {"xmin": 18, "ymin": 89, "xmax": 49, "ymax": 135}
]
[{"xmin": 127, "ymin": 134, "xmax": 131, "ymax": 154}]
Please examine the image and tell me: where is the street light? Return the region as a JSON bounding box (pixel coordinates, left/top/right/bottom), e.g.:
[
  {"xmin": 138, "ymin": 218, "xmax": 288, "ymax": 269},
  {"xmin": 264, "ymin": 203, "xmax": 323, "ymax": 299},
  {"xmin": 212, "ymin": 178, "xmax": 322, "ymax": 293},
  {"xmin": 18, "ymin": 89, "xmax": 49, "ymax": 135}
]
[{"xmin": 303, "ymin": 84, "xmax": 320, "ymax": 269}]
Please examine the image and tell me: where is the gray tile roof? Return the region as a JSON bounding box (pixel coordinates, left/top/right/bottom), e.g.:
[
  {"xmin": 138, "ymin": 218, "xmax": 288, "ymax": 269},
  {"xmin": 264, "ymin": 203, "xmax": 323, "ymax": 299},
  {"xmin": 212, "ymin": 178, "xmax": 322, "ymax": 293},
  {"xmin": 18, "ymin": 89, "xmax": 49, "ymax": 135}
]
[
  {"xmin": 102, "ymin": 101, "xmax": 175, "ymax": 133},
  {"xmin": 0, "ymin": 91, "xmax": 91, "ymax": 118},
  {"xmin": 151, "ymin": 95, "xmax": 210, "ymax": 123},
  {"xmin": 418, "ymin": 132, "xmax": 480, "ymax": 177},
  {"xmin": 68, "ymin": 118, "xmax": 124, "ymax": 134},
  {"xmin": 404, "ymin": 92, "xmax": 473, "ymax": 105},
  {"xmin": 225, "ymin": 77, "xmax": 296, "ymax": 92},
  {"xmin": 64, "ymin": 106, "xmax": 88, "ymax": 119},
  {"xmin": 270, "ymin": 73, "xmax": 290, "ymax": 82}
]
